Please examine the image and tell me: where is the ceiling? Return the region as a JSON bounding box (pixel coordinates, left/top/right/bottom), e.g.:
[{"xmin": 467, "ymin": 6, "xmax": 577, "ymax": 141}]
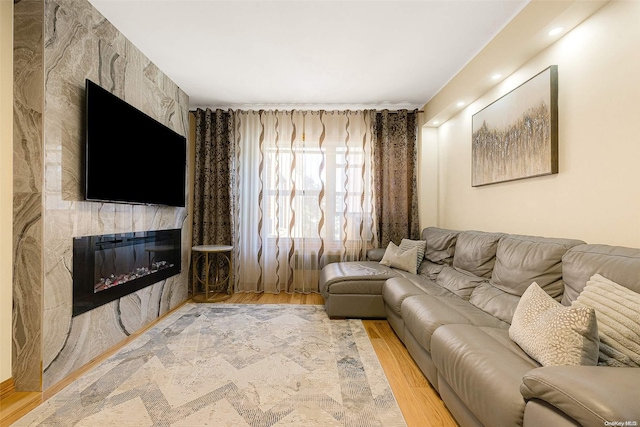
[{"xmin": 88, "ymin": 0, "xmax": 530, "ymax": 110}]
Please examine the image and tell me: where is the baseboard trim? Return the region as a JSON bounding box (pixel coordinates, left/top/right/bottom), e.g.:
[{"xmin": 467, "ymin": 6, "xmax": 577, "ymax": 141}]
[
  {"xmin": 0, "ymin": 377, "xmax": 15, "ymax": 400},
  {"xmin": 0, "ymin": 378, "xmax": 42, "ymax": 427}
]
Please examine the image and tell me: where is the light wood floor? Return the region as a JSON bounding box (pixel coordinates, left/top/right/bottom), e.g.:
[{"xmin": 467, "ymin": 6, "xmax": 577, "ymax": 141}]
[
  {"xmin": 0, "ymin": 390, "xmax": 41, "ymax": 427},
  {"xmin": 0, "ymin": 292, "xmax": 458, "ymax": 427}
]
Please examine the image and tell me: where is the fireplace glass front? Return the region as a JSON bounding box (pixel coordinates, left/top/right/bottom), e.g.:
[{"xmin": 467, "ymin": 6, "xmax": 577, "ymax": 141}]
[{"xmin": 73, "ymin": 229, "xmax": 181, "ymax": 316}]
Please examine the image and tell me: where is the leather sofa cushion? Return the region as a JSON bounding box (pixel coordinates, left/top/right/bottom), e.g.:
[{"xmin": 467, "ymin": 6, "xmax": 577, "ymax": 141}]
[
  {"xmin": 561, "ymin": 243, "xmax": 640, "ymax": 305},
  {"xmin": 432, "ymin": 325, "xmax": 540, "ymax": 427},
  {"xmin": 453, "ymin": 230, "xmax": 504, "ymax": 278},
  {"xmin": 422, "ymin": 227, "xmax": 459, "ymax": 265},
  {"xmin": 383, "ymin": 277, "xmax": 452, "ymax": 317},
  {"xmin": 417, "ymin": 259, "xmax": 446, "ymax": 280},
  {"xmin": 319, "ymin": 261, "xmax": 399, "ymax": 298},
  {"xmin": 323, "ymin": 279, "xmax": 386, "ymax": 296},
  {"xmin": 436, "ymin": 266, "xmax": 487, "ymax": 300},
  {"xmin": 401, "ymin": 294, "xmax": 509, "ymax": 352},
  {"xmin": 490, "ymin": 234, "xmax": 585, "ymax": 299},
  {"xmin": 522, "ymin": 400, "xmax": 582, "ymax": 427},
  {"xmin": 470, "ymin": 282, "xmax": 521, "ymax": 324},
  {"xmin": 366, "ymin": 248, "xmax": 386, "ymax": 262},
  {"xmin": 521, "ymin": 365, "xmax": 640, "ymax": 426}
]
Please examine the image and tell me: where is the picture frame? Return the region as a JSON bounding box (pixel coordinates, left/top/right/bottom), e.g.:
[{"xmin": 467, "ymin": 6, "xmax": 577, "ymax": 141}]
[{"xmin": 472, "ymin": 65, "xmax": 558, "ymax": 187}]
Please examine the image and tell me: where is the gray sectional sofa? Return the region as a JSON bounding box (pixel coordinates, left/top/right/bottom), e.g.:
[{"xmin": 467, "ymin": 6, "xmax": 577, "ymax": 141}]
[{"xmin": 319, "ymin": 227, "xmax": 640, "ymax": 427}]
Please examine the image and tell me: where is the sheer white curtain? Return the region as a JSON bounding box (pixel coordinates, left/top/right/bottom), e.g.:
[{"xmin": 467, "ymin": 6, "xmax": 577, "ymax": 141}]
[{"xmin": 233, "ymin": 110, "xmax": 377, "ymax": 293}]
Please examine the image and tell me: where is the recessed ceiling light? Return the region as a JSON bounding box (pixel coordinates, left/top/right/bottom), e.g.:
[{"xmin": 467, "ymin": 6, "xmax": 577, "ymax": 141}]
[
  {"xmin": 432, "ymin": 121, "xmax": 440, "ymax": 125},
  {"xmin": 456, "ymin": 101, "xmax": 465, "ymax": 107},
  {"xmin": 547, "ymin": 27, "xmax": 564, "ymax": 36},
  {"xmin": 492, "ymin": 73, "xmax": 503, "ymax": 80}
]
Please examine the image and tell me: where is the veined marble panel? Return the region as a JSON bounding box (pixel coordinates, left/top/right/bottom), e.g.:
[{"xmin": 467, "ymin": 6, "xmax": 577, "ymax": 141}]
[
  {"xmin": 13, "ymin": 0, "xmax": 43, "ymax": 195},
  {"xmin": 13, "ymin": 103, "xmax": 43, "ymax": 195},
  {"xmin": 45, "ymin": 0, "xmax": 113, "ymax": 202},
  {"xmin": 41, "ymin": 207, "xmax": 74, "ymax": 371},
  {"xmin": 160, "ymin": 274, "xmax": 189, "ymax": 316},
  {"xmin": 43, "ymin": 300, "xmax": 130, "ymax": 387},
  {"xmin": 13, "ymin": 0, "xmax": 43, "ymax": 114},
  {"xmin": 54, "ymin": 0, "xmax": 127, "ymax": 56},
  {"xmin": 12, "ymin": 193, "xmax": 43, "ymax": 391},
  {"xmin": 13, "ymin": 0, "xmax": 45, "ymax": 392},
  {"xmin": 42, "ymin": 274, "xmax": 188, "ymax": 387},
  {"xmin": 40, "ymin": 0, "xmax": 190, "ymax": 390}
]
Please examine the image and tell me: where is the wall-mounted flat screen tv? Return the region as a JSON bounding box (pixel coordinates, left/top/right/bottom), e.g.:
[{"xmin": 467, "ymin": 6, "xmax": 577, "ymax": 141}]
[{"xmin": 85, "ymin": 79, "xmax": 186, "ymax": 207}]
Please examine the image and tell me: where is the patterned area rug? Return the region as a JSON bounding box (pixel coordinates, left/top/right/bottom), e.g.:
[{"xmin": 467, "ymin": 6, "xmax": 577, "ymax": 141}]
[{"xmin": 14, "ymin": 304, "xmax": 406, "ymax": 427}]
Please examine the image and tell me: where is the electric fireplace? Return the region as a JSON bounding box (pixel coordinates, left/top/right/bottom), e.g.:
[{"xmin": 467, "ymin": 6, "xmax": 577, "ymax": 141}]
[{"xmin": 72, "ymin": 229, "xmax": 181, "ymax": 316}]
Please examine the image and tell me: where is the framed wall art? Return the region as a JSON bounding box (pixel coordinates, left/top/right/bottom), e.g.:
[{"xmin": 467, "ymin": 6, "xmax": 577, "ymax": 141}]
[{"xmin": 472, "ymin": 65, "xmax": 558, "ymax": 186}]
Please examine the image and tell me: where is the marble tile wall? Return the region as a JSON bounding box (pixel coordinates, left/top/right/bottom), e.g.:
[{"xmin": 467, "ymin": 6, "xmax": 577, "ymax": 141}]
[
  {"xmin": 13, "ymin": 0, "xmax": 44, "ymax": 392},
  {"xmin": 13, "ymin": 0, "xmax": 190, "ymax": 390}
]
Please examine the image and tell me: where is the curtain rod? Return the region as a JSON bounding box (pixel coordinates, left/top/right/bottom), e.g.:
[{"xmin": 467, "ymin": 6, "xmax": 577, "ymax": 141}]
[{"xmin": 190, "ymin": 108, "xmax": 425, "ymax": 114}]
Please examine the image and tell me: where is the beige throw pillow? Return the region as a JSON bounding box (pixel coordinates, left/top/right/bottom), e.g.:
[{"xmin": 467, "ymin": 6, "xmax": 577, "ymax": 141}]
[
  {"xmin": 379, "ymin": 242, "xmax": 419, "ymax": 274},
  {"xmin": 573, "ymin": 274, "xmax": 640, "ymax": 367},
  {"xmin": 509, "ymin": 282, "xmax": 599, "ymax": 367}
]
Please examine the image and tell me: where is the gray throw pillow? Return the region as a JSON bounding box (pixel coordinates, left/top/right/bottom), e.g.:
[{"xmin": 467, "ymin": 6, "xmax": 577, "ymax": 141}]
[
  {"xmin": 398, "ymin": 238, "xmax": 427, "ymax": 267},
  {"xmin": 573, "ymin": 274, "xmax": 640, "ymax": 367}
]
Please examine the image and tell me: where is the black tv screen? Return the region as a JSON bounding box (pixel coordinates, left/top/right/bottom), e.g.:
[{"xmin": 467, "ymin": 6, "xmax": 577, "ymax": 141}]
[{"xmin": 85, "ymin": 79, "xmax": 186, "ymax": 207}]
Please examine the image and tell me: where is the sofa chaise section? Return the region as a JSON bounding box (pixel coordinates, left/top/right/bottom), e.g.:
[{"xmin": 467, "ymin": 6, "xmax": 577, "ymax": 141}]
[
  {"xmin": 319, "ymin": 227, "xmax": 460, "ymax": 318},
  {"xmin": 318, "ymin": 261, "xmax": 397, "ymax": 318}
]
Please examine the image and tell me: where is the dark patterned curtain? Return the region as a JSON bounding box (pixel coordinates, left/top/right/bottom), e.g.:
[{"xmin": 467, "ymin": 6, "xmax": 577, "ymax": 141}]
[
  {"xmin": 192, "ymin": 108, "xmax": 236, "ymax": 248},
  {"xmin": 373, "ymin": 110, "xmax": 419, "ymax": 247},
  {"xmin": 192, "ymin": 108, "xmax": 417, "ymax": 293}
]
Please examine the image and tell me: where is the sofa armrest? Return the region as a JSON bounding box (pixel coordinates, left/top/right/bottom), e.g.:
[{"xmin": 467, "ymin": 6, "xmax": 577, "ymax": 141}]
[
  {"xmin": 367, "ymin": 248, "xmax": 386, "ymax": 262},
  {"xmin": 520, "ymin": 366, "xmax": 640, "ymax": 426}
]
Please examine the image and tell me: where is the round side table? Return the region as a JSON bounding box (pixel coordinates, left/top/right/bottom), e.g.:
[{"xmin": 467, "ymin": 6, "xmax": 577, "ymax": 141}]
[{"xmin": 191, "ymin": 245, "xmax": 233, "ymax": 303}]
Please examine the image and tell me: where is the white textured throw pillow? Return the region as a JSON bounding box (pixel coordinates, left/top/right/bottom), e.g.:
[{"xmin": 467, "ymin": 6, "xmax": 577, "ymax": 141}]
[
  {"xmin": 509, "ymin": 282, "xmax": 599, "ymax": 367},
  {"xmin": 398, "ymin": 239, "xmax": 427, "ymax": 266},
  {"xmin": 379, "ymin": 242, "xmax": 419, "ymax": 274},
  {"xmin": 573, "ymin": 274, "xmax": 640, "ymax": 367}
]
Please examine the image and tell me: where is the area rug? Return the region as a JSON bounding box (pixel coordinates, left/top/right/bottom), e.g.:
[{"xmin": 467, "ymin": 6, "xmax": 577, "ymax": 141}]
[{"xmin": 13, "ymin": 304, "xmax": 407, "ymax": 427}]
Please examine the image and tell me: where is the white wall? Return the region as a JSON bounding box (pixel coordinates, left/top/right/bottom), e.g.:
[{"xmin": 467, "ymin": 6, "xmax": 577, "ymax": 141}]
[
  {"xmin": 432, "ymin": 0, "xmax": 640, "ymax": 247},
  {"xmin": 1, "ymin": 0, "xmax": 14, "ymax": 383},
  {"xmin": 418, "ymin": 126, "xmax": 438, "ymax": 228}
]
